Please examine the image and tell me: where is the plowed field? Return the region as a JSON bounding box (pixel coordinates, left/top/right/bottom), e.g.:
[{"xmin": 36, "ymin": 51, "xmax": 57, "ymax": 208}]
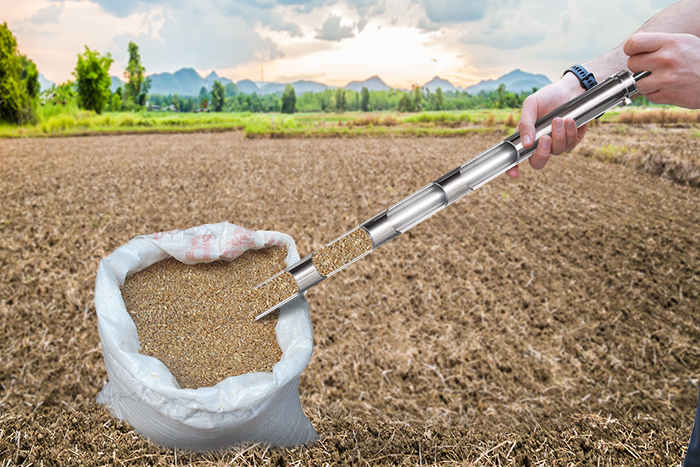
[{"xmin": 2, "ymin": 126, "xmax": 700, "ymax": 465}]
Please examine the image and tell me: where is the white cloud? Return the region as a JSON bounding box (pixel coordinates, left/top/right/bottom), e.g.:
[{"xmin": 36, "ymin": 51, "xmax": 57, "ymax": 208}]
[
  {"xmin": 315, "ymin": 14, "xmax": 355, "ymax": 41},
  {"xmin": 30, "ymin": 2, "xmax": 64, "ymax": 24},
  {"xmin": 3, "ymin": 0, "xmax": 685, "ymax": 87},
  {"xmin": 419, "ymin": 0, "xmax": 487, "ymax": 23}
]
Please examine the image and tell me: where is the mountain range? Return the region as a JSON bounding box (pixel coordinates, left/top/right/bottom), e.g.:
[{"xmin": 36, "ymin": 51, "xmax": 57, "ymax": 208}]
[
  {"xmin": 463, "ymin": 69, "xmax": 551, "ymax": 94},
  {"xmin": 41, "ymin": 68, "xmax": 551, "ymax": 97}
]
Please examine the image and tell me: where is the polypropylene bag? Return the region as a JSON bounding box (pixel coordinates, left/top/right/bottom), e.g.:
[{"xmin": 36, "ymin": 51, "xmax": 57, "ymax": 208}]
[{"xmin": 95, "ymin": 222, "xmax": 318, "ymax": 451}]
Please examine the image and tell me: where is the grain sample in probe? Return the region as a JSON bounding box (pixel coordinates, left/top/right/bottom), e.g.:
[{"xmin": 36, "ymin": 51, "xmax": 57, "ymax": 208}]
[{"xmin": 313, "ymin": 228, "xmax": 373, "ymax": 277}]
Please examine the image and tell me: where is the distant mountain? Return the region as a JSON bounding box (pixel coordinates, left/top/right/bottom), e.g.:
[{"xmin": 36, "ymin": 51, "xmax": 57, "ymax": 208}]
[
  {"xmin": 104, "ymin": 68, "xmax": 550, "ymax": 97},
  {"xmin": 38, "ymin": 73, "xmax": 54, "ymax": 91},
  {"xmin": 110, "ymin": 76, "xmax": 125, "ymax": 93},
  {"xmin": 464, "ymin": 69, "xmax": 551, "ymax": 94},
  {"xmin": 422, "ymin": 76, "xmax": 457, "ymax": 93},
  {"xmin": 148, "ymin": 68, "xmax": 204, "ymax": 96},
  {"xmin": 204, "ymin": 71, "xmax": 232, "ymax": 89},
  {"xmin": 236, "ymin": 79, "xmax": 260, "ymax": 95},
  {"xmin": 260, "ymin": 82, "xmax": 286, "ymax": 95},
  {"xmin": 343, "ymin": 75, "xmax": 391, "ymax": 92},
  {"xmin": 291, "ymin": 80, "xmax": 328, "ymax": 94}
]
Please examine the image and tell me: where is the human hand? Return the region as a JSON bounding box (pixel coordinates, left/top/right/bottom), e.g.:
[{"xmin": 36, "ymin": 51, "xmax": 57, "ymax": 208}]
[
  {"xmin": 625, "ymin": 32, "xmax": 700, "ymax": 109},
  {"xmin": 508, "ymin": 72, "xmax": 588, "ymax": 178}
]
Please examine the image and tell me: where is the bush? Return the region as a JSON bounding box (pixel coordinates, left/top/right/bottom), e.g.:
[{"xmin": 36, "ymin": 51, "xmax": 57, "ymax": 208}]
[
  {"xmin": 73, "ymin": 46, "xmax": 113, "ymax": 114},
  {"xmin": 0, "ymin": 23, "xmax": 38, "ymax": 124}
]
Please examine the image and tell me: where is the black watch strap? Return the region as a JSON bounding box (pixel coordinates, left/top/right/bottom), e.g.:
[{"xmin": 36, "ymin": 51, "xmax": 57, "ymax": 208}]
[{"xmin": 564, "ymin": 65, "xmax": 598, "ymax": 91}]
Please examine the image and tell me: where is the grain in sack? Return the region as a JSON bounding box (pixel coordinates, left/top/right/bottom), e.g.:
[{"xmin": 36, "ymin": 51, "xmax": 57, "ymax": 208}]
[{"xmin": 95, "ymin": 222, "xmax": 318, "ymax": 451}]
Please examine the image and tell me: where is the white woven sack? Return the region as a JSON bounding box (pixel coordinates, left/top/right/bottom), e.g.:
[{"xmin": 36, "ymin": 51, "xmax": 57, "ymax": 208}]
[{"xmin": 95, "ymin": 222, "xmax": 318, "ymax": 451}]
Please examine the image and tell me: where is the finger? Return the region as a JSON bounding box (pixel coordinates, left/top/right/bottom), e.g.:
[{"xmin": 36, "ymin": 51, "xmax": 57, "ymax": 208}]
[
  {"xmin": 623, "ymin": 32, "xmax": 665, "ymax": 57},
  {"xmin": 577, "ymin": 123, "xmax": 588, "ymax": 144},
  {"xmin": 550, "ymin": 118, "xmax": 567, "ymax": 155},
  {"xmin": 517, "ymin": 96, "xmax": 538, "ymax": 147},
  {"xmin": 507, "ymin": 165, "xmax": 520, "ymax": 178},
  {"xmin": 564, "ymin": 118, "xmax": 578, "ymax": 151},
  {"xmin": 529, "ymin": 135, "xmax": 551, "ymax": 170}
]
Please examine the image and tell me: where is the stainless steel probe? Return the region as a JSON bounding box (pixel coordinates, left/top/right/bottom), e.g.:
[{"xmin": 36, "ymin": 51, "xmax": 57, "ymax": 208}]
[{"xmin": 255, "ymin": 69, "xmax": 651, "ymax": 320}]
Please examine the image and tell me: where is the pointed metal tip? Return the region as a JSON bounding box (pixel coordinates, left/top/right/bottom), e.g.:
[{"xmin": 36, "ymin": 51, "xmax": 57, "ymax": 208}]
[
  {"xmin": 254, "ymin": 293, "xmax": 300, "ymax": 321},
  {"xmin": 253, "ymin": 270, "xmax": 284, "ymax": 290}
]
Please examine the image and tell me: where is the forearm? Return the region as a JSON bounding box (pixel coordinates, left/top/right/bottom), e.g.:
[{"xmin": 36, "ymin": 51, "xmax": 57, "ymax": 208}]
[{"xmin": 584, "ymin": 0, "xmax": 700, "ymax": 80}]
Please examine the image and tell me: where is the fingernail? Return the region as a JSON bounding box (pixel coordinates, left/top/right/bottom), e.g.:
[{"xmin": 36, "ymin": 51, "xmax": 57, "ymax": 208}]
[
  {"xmin": 541, "ymin": 137, "xmax": 551, "ymax": 149},
  {"xmin": 554, "ymin": 119, "xmax": 564, "ymax": 130},
  {"xmin": 523, "ymin": 135, "xmax": 531, "ymax": 146},
  {"xmin": 566, "ymin": 119, "xmax": 576, "ymax": 130}
]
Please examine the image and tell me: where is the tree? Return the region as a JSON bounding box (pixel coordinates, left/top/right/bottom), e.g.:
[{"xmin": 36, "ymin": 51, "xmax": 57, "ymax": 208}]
[
  {"xmin": 0, "ymin": 22, "xmax": 38, "ymax": 124},
  {"xmin": 110, "ymin": 91, "xmax": 122, "ymax": 111},
  {"xmin": 281, "ymin": 84, "xmax": 296, "ymax": 114},
  {"xmin": 20, "ymin": 55, "xmax": 39, "ymax": 101},
  {"xmin": 412, "ymin": 86, "xmax": 423, "ymax": 110},
  {"xmin": 398, "ymin": 92, "xmax": 414, "ymax": 112},
  {"xmin": 73, "ymin": 46, "xmax": 113, "ymax": 114},
  {"xmin": 172, "ymin": 93, "xmax": 180, "ymax": 111},
  {"xmin": 210, "ymin": 80, "xmax": 225, "ymax": 112},
  {"xmin": 224, "ymin": 82, "xmax": 238, "ymax": 97},
  {"xmin": 335, "ymin": 88, "xmax": 346, "ymax": 112},
  {"xmin": 360, "ymin": 87, "xmax": 370, "ymax": 112},
  {"xmin": 434, "ymin": 87, "xmax": 444, "ymax": 111},
  {"xmin": 124, "ymin": 41, "xmax": 150, "ymax": 108},
  {"xmin": 496, "ymin": 83, "xmax": 507, "ymax": 108}
]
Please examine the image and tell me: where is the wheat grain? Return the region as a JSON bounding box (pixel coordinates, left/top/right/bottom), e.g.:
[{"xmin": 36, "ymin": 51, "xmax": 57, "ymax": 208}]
[
  {"xmin": 121, "ymin": 246, "xmax": 290, "ymax": 389},
  {"xmin": 313, "ymin": 228, "xmax": 373, "ymax": 277}
]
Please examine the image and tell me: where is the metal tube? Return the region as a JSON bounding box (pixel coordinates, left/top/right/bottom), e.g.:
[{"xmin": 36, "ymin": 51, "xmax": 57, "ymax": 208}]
[{"xmin": 254, "ymin": 69, "xmax": 650, "ymax": 320}]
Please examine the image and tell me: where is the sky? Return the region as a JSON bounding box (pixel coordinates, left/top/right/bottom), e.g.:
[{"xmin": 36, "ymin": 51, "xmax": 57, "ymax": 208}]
[{"xmin": 3, "ymin": 0, "xmax": 680, "ymax": 89}]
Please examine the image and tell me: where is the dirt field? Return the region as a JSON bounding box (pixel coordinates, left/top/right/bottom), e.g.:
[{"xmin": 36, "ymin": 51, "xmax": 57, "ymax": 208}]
[{"xmin": 2, "ymin": 125, "xmax": 700, "ymax": 466}]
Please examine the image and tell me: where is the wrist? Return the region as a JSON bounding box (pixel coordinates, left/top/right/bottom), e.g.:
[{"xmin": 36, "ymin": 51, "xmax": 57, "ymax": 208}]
[{"xmin": 560, "ymin": 72, "xmax": 586, "ymax": 96}]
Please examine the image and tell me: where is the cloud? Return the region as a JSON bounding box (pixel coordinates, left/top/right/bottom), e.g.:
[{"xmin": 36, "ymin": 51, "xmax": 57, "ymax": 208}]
[
  {"xmin": 416, "ymin": 16, "xmax": 439, "ymax": 32},
  {"xmin": 89, "ymin": 0, "xmax": 160, "ymax": 18},
  {"xmin": 419, "ymin": 0, "xmax": 486, "ymax": 23},
  {"xmin": 356, "ymin": 16, "xmax": 370, "ymax": 33},
  {"xmin": 346, "ymin": 0, "xmax": 380, "ymax": 16},
  {"xmin": 30, "ymin": 2, "xmax": 65, "ymax": 24},
  {"xmin": 371, "ymin": 2, "xmax": 386, "ymax": 16},
  {"xmin": 315, "ymin": 14, "xmax": 355, "ymax": 41},
  {"xmin": 107, "ymin": 2, "xmax": 284, "ymax": 73}
]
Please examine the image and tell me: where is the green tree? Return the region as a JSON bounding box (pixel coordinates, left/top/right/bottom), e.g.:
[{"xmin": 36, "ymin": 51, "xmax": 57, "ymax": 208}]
[
  {"xmin": 496, "ymin": 83, "xmax": 507, "ymax": 108},
  {"xmin": 172, "ymin": 93, "xmax": 180, "ymax": 111},
  {"xmin": 200, "ymin": 97, "xmax": 208, "ymax": 110},
  {"xmin": 360, "ymin": 87, "xmax": 370, "ymax": 111},
  {"xmin": 0, "ymin": 23, "xmax": 38, "ymax": 124},
  {"xmin": 434, "ymin": 87, "xmax": 444, "ymax": 111},
  {"xmin": 281, "ymin": 84, "xmax": 296, "ymax": 114},
  {"xmin": 335, "ymin": 88, "xmax": 346, "ymax": 112},
  {"xmin": 73, "ymin": 46, "xmax": 113, "ymax": 114},
  {"xmin": 224, "ymin": 82, "xmax": 238, "ymax": 97},
  {"xmin": 413, "ymin": 86, "xmax": 423, "ymax": 110},
  {"xmin": 398, "ymin": 92, "xmax": 414, "ymax": 112},
  {"xmin": 124, "ymin": 41, "xmax": 150, "ymax": 108},
  {"xmin": 210, "ymin": 80, "xmax": 225, "ymax": 112},
  {"xmin": 20, "ymin": 55, "xmax": 39, "ymax": 101},
  {"xmin": 110, "ymin": 91, "xmax": 122, "ymax": 111}
]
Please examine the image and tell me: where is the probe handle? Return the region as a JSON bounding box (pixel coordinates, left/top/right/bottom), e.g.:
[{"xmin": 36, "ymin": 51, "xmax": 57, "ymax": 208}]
[{"xmin": 506, "ymin": 70, "xmax": 648, "ymax": 163}]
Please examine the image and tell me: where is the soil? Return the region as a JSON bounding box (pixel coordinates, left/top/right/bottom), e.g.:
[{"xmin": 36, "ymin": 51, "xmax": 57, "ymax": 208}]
[{"xmin": 1, "ymin": 125, "xmax": 699, "ymax": 465}]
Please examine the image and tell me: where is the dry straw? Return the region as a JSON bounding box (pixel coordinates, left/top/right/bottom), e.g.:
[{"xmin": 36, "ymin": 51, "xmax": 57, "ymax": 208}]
[{"xmin": 121, "ymin": 246, "xmax": 291, "ymax": 389}]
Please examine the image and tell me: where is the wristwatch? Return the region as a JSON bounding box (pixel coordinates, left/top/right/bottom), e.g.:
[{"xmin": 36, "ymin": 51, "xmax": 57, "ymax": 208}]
[{"xmin": 564, "ymin": 65, "xmax": 598, "ymax": 91}]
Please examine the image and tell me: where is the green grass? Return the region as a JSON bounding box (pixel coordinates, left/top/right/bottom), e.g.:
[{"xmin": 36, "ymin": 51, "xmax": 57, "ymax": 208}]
[{"xmin": 0, "ymin": 108, "xmax": 520, "ymax": 139}]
